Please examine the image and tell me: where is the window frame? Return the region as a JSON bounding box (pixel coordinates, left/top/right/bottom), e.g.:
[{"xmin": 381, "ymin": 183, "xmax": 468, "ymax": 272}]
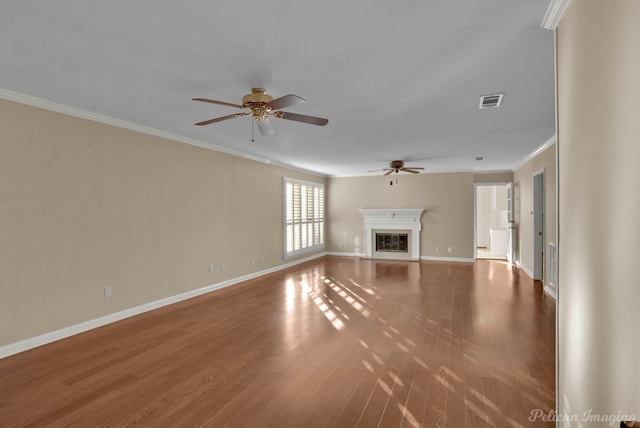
[{"xmin": 283, "ymin": 177, "xmax": 325, "ymax": 259}]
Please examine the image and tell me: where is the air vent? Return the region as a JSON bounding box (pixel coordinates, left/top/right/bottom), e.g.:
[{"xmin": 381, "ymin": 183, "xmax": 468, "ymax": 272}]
[{"xmin": 479, "ymin": 93, "xmax": 504, "ymax": 109}]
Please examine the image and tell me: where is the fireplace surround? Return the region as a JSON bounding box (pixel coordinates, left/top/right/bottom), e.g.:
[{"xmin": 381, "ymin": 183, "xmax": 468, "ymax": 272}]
[{"xmin": 358, "ymin": 209, "xmax": 424, "ymax": 260}]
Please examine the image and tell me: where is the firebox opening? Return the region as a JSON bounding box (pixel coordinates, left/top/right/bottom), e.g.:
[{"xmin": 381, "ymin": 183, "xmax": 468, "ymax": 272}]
[{"xmin": 375, "ymin": 233, "xmax": 409, "ymax": 253}]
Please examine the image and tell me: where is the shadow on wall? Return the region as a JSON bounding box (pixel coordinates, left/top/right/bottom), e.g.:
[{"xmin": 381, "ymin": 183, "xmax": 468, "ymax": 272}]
[{"xmin": 421, "ymin": 209, "xmax": 437, "ymax": 225}]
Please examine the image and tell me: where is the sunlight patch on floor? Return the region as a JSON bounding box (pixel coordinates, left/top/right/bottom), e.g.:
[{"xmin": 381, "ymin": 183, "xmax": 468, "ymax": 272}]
[
  {"xmin": 321, "ymin": 276, "xmax": 371, "ymax": 318},
  {"xmin": 377, "ymin": 378, "xmax": 394, "ymax": 396},
  {"xmin": 397, "ymin": 403, "xmax": 421, "ymax": 428}
]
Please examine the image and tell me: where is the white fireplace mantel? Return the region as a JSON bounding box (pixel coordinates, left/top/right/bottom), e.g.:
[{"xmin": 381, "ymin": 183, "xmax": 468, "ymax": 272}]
[{"xmin": 358, "ymin": 209, "xmax": 424, "ymax": 260}]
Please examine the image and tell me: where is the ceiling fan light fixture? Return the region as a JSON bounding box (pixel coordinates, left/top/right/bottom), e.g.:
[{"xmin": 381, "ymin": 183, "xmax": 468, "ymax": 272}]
[
  {"xmin": 371, "ymin": 159, "xmax": 426, "ymax": 175},
  {"xmin": 193, "ymin": 88, "xmax": 328, "ymax": 137}
]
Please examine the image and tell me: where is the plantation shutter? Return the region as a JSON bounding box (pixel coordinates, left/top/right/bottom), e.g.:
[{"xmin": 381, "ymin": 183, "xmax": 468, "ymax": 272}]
[{"xmin": 284, "ymin": 178, "xmax": 325, "ymax": 257}]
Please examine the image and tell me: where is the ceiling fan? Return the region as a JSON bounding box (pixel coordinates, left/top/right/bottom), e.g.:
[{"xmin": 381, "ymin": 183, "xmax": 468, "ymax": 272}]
[
  {"xmin": 370, "ymin": 160, "xmax": 425, "ymax": 175},
  {"xmin": 193, "ymin": 88, "xmax": 328, "ymax": 136}
]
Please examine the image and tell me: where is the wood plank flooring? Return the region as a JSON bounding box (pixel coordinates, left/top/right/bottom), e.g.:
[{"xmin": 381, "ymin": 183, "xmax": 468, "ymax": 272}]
[{"xmin": 0, "ymin": 257, "xmax": 555, "ymax": 427}]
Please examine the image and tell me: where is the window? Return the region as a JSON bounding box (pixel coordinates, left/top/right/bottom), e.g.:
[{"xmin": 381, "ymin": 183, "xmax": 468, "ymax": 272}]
[{"xmin": 284, "ymin": 177, "xmax": 325, "ymax": 257}]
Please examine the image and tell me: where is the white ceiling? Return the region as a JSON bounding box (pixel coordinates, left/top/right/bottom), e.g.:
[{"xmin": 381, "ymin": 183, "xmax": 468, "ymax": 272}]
[{"xmin": 0, "ymin": 1, "xmax": 555, "ymax": 177}]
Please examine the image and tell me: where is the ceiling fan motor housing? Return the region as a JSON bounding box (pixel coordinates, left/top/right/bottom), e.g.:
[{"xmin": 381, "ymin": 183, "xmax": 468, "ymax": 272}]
[
  {"xmin": 242, "ymin": 88, "xmax": 274, "ymax": 118},
  {"xmin": 390, "ymin": 160, "xmax": 405, "ymax": 169}
]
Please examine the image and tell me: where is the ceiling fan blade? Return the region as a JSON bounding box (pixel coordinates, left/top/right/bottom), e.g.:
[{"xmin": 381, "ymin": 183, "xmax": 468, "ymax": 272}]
[
  {"xmin": 384, "ymin": 169, "xmax": 395, "ymax": 176},
  {"xmin": 267, "ymin": 94, "xmax": 306, "ymax": 110},
  {"xmin": 195, "ymin": 113, "xmax": 248, "ymax": 126},
  {"xmin": 256, "ymin": 118, "xmax": 275, "ymax": 135},
  {"xmin": 275, "ymin": 111, "xmax": 329, "ymax": 126},
  {"xmin": 401, "ymin": 168, "xmax": 424, "ymax": 174},
  {"xmin": 192, "ymin": 98, "xmax": 244, "ymax": 109}
]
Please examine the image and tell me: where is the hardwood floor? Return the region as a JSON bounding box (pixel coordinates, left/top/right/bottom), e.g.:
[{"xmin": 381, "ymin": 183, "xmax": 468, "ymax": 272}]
[{"xmin": 0, "ymin": 257, "xmax": 555, "ymax": 427}]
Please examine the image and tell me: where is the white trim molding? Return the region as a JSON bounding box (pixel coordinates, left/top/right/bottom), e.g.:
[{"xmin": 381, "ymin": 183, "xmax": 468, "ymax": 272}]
[
  {"xmin": 328, "ymin": 252, "xmax": 474, "ymax": 264},
  {"xmin": 541, "ymin": 0, "xmax": 571, "ymax": 30},
  {"xmin": 516, "ymin": 260, "xmax": 555, "ymax": 300},
  {"xmin": 544, "ymin": 284, "xmax": 557, "ymax": 300},
  {"xmin": 420, "ymin": 256, "xmax": 474, "ymax": 263},
  {"xmin": 0, "ymin": 252, "xmax": 326, "ymax": 359},
  {"xmin": 0, "ymin": 88, "xmax": 325, "ymax": 178},
  {"xmin": 326, "ymin": 251, "xmax": 365, "ymax": 258},
  {"xmin": 516, "ymin": 260, "xmax": 535, "ymax": 279},
  {"xmin": 358, "ymin": 209, "xmax": 424, "ymax": 261},
  {"xmin": 512, "ymin": 135, "xmax": 556, "ymax": 171}
]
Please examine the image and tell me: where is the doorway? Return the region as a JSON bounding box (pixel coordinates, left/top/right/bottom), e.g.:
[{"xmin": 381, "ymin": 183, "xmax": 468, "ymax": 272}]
[
  {"xmin": 475, "ymin": 184, "xmax": 510, "ymax": 260},
  {"xmin": 533, "ymin": 170, "xmax": 545, "ymax": 280}
]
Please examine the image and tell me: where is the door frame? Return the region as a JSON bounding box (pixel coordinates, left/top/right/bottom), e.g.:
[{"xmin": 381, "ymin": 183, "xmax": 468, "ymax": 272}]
[
  {"xmin": 533, "ymin": 169, "xmax": 545, "ymax": 280},
  {"xmin": 476, "ymin": 187, "xmax": 490, "ymax": 249},
  {"xmin": 473, "ymin": 182, "xmax": 511, "ymax": 260}
]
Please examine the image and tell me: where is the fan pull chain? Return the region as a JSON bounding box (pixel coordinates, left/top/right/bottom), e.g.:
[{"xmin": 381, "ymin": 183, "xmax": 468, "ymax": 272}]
[{"xmin": 251, "ymin": 118, "xmax": 255, "ymax": 143}]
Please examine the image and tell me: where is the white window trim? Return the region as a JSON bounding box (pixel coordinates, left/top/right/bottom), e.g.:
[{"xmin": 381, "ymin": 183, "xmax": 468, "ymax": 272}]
[{"xmin": 283, "ymin": 177, "xmax": 325, "ymax": 259}]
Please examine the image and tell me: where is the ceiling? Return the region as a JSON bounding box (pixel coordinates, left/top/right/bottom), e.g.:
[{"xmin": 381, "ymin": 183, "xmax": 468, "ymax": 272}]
[{"xmin": 0, "ymin": 1, "xmax": 555, "ymax": 177}]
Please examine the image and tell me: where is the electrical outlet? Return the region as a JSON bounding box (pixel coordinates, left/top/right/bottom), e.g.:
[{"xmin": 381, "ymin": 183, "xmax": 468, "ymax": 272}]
[
  {"xmin": 251, "ymin": 259, "xmax": 255, "ymax": 266},
  {"xmin": 104, "ymin": 287, "xmax": 112, "ymax": 298},
  {"xmin": 221, "ymin": 262, "xmax": 226, "ymax": 271},
  {"xmin": 448, "ymin": 247, "xmax": 452, "ymax": 253},
  {"xmin": 260, "ymin": 257, "xmax": 264, "ymax": 263},
  {"xmin": 435, "ymin": 246, "xmax": 440, "ymax": 252},
  {"xmin": 209, "ymin": 264, "xmax": 214, "ymax": 273}
]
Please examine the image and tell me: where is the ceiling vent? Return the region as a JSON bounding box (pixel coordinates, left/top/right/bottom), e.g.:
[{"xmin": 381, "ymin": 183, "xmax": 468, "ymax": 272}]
[{"xmin": 479, "ymin": 93, "xmax": 504, "ymax": 109}]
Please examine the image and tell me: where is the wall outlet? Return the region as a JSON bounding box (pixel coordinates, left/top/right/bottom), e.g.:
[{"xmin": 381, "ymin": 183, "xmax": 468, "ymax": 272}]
[
  {"xmin": 448, "ymin": 247, "xmax": 452, "ymax": 253},
  {"xmin": 209, "ymin": 264, "xmax": 214, "ymax": 273},
  {"xmin": 221, "ymin": 262, "xmax": 226, "ymax": 271},
  {"xmin": 260, "ymin": 257, "xmax": 264, "ymax": 264},
  {"xmin": 435, "ymin": 246, "xmax": 440, "ymax": 252},
  {"xmin": 251, "ymin": 259, "xmax": 255, "ymax": 267},
  {"xmin": 104, "ymin": 287, "xmax": 112, "ymax": 298}
]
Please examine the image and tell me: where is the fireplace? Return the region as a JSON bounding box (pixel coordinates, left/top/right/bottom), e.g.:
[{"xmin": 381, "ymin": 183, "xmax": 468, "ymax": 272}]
[
  {"xmin": 359, "ymin": 209, "xmax": 424, "ymax": 260},
  {"xmin": 376, "ymin": 233, "xmax": 409, "ymax": 253}
]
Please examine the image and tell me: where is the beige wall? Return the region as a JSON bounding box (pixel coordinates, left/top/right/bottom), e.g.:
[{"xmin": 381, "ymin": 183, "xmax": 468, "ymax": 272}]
[
  {"xmin": 0, "ymin": 99, "xmax": 325, "ymax": 346},
  {"xmin": 558, "ymin": 0, "xmax": 640, "ymax": 424},
  {"xmin": 327, "ymin": 173, "xmax": 474, "ymax": 259},
  {"xmin": 473, "ymin": 171, "xmax": 513, "ymax": 184},
  {"xmin": 513, "ymin": 144, "xmax": 556, "ymax": 287}
]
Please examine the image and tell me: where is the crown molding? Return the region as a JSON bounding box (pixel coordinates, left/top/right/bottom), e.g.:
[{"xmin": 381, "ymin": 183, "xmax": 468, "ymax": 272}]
[
  {"xmin": 0, "ymin": 88, "xmax": 326, "ymax": 178},
  {"xmin": 541, "ymin": 0, "xmax": 571, "ymax": 30},
  {"xmin": 473, "ymin": 170, "xmax": 514, "ymax": 176},
  {"xmin": 512, "ymin": 135, "xmax": 556, "ymax": 171}
]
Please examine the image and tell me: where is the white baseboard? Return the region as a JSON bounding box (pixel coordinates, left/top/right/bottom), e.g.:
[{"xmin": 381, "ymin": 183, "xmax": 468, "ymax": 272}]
[
  {"xmin": 420, "ymin": 256, "xmax": 474, "ymax": 263},
  {"xmin": 0, "ymin": 252, "xmax": 326, "ymax": 359},
  {"xmin": 515, "ymin": 262, "xmax": 556, "ymax": 299},
  {"xmin": 327, "ymin": 252, "xmax": 474, "ymax": 264},
  {"xmin": 544, "ymin": 283, "xmax": 557, "ymax": 300},
  {"xmin": 515, "ymin": 260, "xmax": 535, "ymax": 279},
  {"xmin": 325, "ymin": 251, "xmax": 364, "ymax": 258}
]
